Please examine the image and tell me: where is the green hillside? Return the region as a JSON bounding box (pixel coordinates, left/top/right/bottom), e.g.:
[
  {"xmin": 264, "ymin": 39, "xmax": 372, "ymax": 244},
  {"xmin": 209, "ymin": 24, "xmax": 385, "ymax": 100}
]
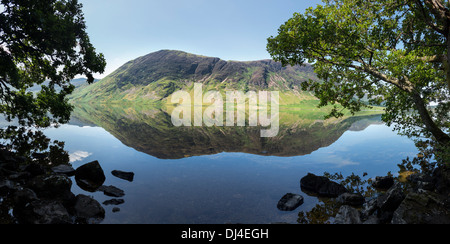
[
  {"xmin": 69, "ymin": 50, "xmax": 384, "ymax": 118},
  {"xmin": 69, "ymin": 50, "xmax": 320, "ymax": 105}
]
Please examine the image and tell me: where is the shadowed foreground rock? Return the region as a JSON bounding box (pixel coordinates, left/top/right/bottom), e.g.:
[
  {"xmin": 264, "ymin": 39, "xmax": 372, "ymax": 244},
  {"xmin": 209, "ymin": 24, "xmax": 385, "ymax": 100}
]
[
  {"xmin": 299, "ymin": 166, "xmax": 450, "ymax": 224},
  {"xmin": 74, "ymin": 194, "xmax": 105, "ymax": 224},
  {"xmin": 0, "ymin": 149, "xmax": 106, "ymax": 224}
]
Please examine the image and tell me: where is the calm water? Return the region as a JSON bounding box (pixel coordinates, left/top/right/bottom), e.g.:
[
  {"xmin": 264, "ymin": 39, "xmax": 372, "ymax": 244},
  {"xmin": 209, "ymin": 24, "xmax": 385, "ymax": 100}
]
[{"xmin": 37, "ymin": 106, "xmax": 419, "ymax": 224}]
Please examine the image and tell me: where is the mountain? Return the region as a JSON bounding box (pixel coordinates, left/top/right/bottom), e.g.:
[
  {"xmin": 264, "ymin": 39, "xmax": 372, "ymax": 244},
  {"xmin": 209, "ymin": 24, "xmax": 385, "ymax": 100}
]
[
  {"xmin": 69, "ymin": 50, "xmax": 319, "ymax": 105},
  {"xmin": 27, "ymin": 78, "xmax": 99, "ymax": 93}
]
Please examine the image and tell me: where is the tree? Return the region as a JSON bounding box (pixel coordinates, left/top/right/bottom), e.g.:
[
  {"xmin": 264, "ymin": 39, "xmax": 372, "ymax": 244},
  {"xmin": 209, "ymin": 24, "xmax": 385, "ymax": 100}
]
[
  {"xmin": 267, "ymin": 0, "xmax": 450, "ymax": 147},
  {"xmin": 0, "ymin": 0, "xmax": 106, "ymax": 129}
]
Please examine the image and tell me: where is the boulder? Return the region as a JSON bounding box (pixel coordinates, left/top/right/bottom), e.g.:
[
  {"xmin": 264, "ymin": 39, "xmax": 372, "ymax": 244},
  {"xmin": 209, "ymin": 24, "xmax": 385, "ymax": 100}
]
[
  {"xmin": 15, "ymin": 200, "xmax": 72, "ymax": 224},
  {"xmin": 360, "ymin": 198, "xmax": 378, "ymax": 220},
  {"xmin": 0, "ymin": 179, "xmax": 17, "ymax": 196},
  {"xmin": 376, "ymin": 182, "xmax": 405, "ymax": 223},
  {"xmin": 337, "ymin": 193, "xmax": 365, "ymax": 206},
  {"xmin": 432, "ymin": 166, "xmax": 450, "ymax": 195},
  {"xmin": 12, "ymin": 188, "xmax": 38, "ymax": 207},
  {"xmin": 300, "ymin": 173, "xmax": 348, "ymax": 197},
  {"xmin": 277, "ymin": 193, "xmax": 304, "ymax": 211},
  {"xmin": 377, "ymin": 183, "xmax": 405, "ymax": 212},
  {"xmin": 334, "ymin": 205, "xmax": 362, "ymax": 224},
  {"xmin": 372, "ymin": 176, "xmax": 394, "ymax": 190},
  {"xmin": 407, "ymin": 173, "xmax": 434, "ymax": 192},
  {"xmin": 27, "ymin": 174, "xmax": 72, "ymax": 200},
  {"xmin": 52, "ymin": 164, "xmax": 76, "ymax": 176},
  {"xmin": 103, "ymin": 199, "xmax": 125, "ymax": 206},
  {"xmin": 74, "ymin": 161, "xmax": 106, "ymax": 192},
  {"xmin": 98, "ymin": 185, "xmax": 125, "ymax": 197},
  {"xmin": 111, "ymin": 170, "xmax": 134, "ymax": 182},
  {"xmin": 391, "ymin": 191, "xmax": 450, "ymax": 224},
  {"xmin": 73, "ymin": 194, "xmax": 105, "ymax": 224}
]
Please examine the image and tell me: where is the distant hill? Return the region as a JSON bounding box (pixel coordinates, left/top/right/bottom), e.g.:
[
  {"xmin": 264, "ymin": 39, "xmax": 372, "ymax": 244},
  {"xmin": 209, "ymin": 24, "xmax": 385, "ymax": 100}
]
[
  {"xmin": 70, "ymin": 50, "xmax": 319, "ymax": 105},
  {"xmin": 28, "ymin": 78, "xmax": 99, "ymax": 93}
]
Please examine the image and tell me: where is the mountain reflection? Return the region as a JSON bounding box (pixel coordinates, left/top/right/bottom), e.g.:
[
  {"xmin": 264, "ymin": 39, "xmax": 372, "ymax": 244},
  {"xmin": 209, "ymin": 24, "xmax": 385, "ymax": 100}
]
[{"xmin": 70, "ymin": 103, "xmax": 383, "ymax": 159}]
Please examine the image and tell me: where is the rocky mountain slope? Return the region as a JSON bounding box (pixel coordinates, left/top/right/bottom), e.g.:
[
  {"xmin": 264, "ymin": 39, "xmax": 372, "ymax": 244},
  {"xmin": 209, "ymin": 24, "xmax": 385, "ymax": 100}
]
[{"xmin": 70, "ymin": 50, "xmax": 319, "ymax": 105}]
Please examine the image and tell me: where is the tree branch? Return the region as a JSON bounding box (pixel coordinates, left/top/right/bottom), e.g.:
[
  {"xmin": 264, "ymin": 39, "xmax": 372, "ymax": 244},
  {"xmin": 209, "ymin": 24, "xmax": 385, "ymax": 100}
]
[{"xmin": 415, "ymin": 0, "xmax": 447, "ymax": 34}]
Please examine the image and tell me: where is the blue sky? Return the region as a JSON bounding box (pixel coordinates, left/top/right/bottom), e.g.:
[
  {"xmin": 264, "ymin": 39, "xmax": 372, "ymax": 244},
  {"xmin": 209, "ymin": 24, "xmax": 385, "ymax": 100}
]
[{"xmin": 79, "ymin": 0, "xmax": 323, "ymax": 77}]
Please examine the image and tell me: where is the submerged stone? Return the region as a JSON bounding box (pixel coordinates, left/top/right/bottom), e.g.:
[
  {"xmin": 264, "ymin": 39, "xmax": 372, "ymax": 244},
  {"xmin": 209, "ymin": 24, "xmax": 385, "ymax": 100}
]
[
  {"xmin": 277, "ymin": 193, "xmax": 304, "ymax": 211},
  {"xmin": 111, "ymin": 170, "xmax": 134, "ymax": 182}
]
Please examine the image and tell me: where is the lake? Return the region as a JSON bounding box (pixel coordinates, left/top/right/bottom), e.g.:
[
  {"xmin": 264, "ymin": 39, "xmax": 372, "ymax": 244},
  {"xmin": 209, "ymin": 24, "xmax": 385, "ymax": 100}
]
[{"xmin": 37, "ymin": 104, "xmax": 418, "ymax": 224}]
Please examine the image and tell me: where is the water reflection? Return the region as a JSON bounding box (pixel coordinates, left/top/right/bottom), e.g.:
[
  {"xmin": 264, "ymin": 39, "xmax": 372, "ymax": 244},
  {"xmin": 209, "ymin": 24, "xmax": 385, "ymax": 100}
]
[{"xmin": 70, "ymin": 103, "xmax": 383, "ymax": 159}]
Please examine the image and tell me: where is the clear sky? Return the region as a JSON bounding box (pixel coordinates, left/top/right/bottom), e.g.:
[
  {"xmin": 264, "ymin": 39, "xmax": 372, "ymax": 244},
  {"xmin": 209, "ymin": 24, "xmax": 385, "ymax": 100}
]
[{"xmin": 79, "ymin": 0, "xmax": 324, "ymax": 78}]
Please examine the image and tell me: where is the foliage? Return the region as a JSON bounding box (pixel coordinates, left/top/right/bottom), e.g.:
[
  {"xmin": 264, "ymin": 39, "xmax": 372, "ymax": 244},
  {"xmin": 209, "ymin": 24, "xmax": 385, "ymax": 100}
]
[
  {"xmin": 267, "ymin": 0, "xmax": 450, "ymax": 147},
  {"xmin": 0, "ymin": 0, "xmax": 106, "ymax": 128}
]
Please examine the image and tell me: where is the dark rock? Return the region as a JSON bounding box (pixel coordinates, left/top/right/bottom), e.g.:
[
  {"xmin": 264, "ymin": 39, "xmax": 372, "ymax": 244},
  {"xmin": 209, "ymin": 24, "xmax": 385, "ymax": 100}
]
[
  {"xmin": 0, "ymin": 179, "xmax": 17, "ymax": 196},
  {"xmin": 15, "ymin": 200, "xmax": 72, "ymax": 224},
  {"xmin": 103, "ymin": 199, "xmax": 125, "ymax": 206},
  {"xmin": 362, "ymin": 215, "xmax": 380, "ymax": 224},
  {"xmin": 112, "ymin": 207, "xmax": 120, "ymax": 213},
  {"xmin": 337, "ymin": 193, "xmax": 365, "ymax": 206},
  {"xmin": 1, "ymin": 161, "xmax": 19, "ymax": 171},
  {"xmin": 74, "ymin": 161, "xmax": 106, "ymax": 192},
  {"xmin": 391, "ymin": 191, "xmax": 450, "ymax": 224},
  {"xmin": 432, "ymin": 166, "xmax": 450, "ymax": 195},
  {"xmin": 73, "ymin": 194, "xmax": 105, "ymax": 224},
  {"xmin": 8, "ymin": 171, "xmax": 31, "ymax": 181},
  {"xmin": 98, "ymin": 185, "xmax": 125, "ymax": 197},
  {"xmin": 111, "ymin": 170, "xmax": 134, "ymax": 182},
  {"xmin": 376, "ymin": 182, "xmax": 405, "ymax": 223},
  {"xmin": 52, "ymin": 164, "xmax": 75, "ymax": 176},
  {"xmin": 277, "ymin": 193, "xmax": 304, "ymax": 211},
  {"xmin": 12, "ymin": 188, "xmax": 38, "ymax": 207},
  {"xmin": 360, "ymin": 198, "xmax": 378, "ymax": 220},
  {"xmin": 407, "ymin": 173, "xmax": 434, "ymax": 192},
  {"xmin": 334, "ymin": 205, "xmax": 362, "ymax": 224},
  {"xmin": 372, "ymin": 176, "xmax": 394, "ymax": 190},
  {"xmin": 27, "ymin": 174, "xmax": 72, "ymax": 200},
  {"xmin": 377, "ymin": 183, "xmax": 405, "ymax": 212},
  {"xmin": 300, "ymin": 173, "xmax": 348, "ymax": 197}
]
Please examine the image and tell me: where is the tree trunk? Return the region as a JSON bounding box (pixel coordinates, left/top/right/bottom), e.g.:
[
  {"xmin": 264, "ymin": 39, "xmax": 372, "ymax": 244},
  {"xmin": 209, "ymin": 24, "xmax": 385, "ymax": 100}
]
[{"xmin": 411, "ymin": 91, "xmax": 450, "ymax": 145}]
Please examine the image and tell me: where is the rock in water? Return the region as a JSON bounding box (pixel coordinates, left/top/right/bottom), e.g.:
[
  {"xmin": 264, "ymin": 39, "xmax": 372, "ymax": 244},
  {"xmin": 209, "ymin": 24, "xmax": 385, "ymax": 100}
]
[
  {"xmin": 372, "ymin": 176, "xmax": 394, "ymax": 190},
  {"xmin": 74, "ymin": 161, "xmax": 106, "ymax": 192},
  {"xmin": 98, "ymin": 185, "xmax": 125, "ymax": 197},
  {"xmin": 300, "ymin": 173, "xmax": 348, "ymax": 197},
  {"xmin": 103, "ymin": 199, "xmax": 125, "ymax": 206},
  {"xmin": 111, "ymin": 170, "xmax": 135, "ymax": 182},
  {"xmin": 337, "ymin": 193, "xmax": 365, "ymax": 206},
  {"xmin": 277, "ymin": 193, "xmax": 304, "ymax": 211}
]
